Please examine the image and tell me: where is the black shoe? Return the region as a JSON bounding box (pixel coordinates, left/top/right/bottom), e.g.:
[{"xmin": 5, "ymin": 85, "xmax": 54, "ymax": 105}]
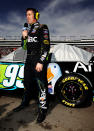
[
  {"xmin": 13, "ymin": 104, "xmax": 29, "ymax": 112},
  {"xmin": 37, "ymin": 109, "xmax": 47, "ymax": 123}
]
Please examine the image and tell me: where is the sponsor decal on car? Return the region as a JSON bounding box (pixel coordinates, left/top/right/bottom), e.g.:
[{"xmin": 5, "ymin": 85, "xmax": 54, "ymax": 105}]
[
  {"xmin": 62, "ymin": 76, "xmax": 88, "ymax": 90},
  {"xmin": 73, "ymin": 62, "xmax": 93, "ymax": 72},
  {"xmin": 47, "ymin": 67, "xmax": 54, "ymax": 82},
  {"xmin": 48, "ymin": 84, "xmax": 53, "ymax": 93},
  {"xmin": 62, "ymin": 100, "xmax": 75, "ymax": 107},
  {"xmin": 0, "ymin": 63, "xmax": 24, "ymax": 90}
]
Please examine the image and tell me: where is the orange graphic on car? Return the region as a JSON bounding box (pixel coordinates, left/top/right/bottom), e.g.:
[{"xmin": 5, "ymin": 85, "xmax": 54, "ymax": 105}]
[{"xmin": 47, "ymin": 67, "xmax": 54, "ymax": 82}]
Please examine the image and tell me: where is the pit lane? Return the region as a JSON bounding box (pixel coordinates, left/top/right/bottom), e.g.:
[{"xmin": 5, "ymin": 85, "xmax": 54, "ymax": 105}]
[{"xmin": 0, "ymin": 94, "xmax": 94, "ymax": 131}]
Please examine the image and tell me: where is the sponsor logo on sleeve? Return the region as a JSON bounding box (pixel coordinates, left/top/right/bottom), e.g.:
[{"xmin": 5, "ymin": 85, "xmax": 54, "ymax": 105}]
[
  {"xmin": 43, "ymin": 40, "xmax": 49, "ymax": 45},
  {"xmin": 43, "ymin": 30, "xmax": 48, "ymax": 34},
  {"xmin": 44, "ymin": 35, "xmax": 48, "ymax": 39}
]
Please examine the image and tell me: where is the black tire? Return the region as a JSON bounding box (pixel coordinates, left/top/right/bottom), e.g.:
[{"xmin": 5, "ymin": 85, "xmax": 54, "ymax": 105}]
[{"xmin": 56, "ymin": 73, "xmax": 92, "ymax": 107}]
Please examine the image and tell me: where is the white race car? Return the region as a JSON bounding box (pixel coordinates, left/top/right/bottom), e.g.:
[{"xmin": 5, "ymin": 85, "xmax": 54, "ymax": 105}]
[{"xmin": 0, "ymin": 44, "xmax": 94, "ymax": 107}]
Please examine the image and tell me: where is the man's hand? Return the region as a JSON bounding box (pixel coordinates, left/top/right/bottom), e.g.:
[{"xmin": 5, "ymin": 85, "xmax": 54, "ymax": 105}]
[
  {"xmin": 35, "ymin": 63, "xmax": 43, "ymax": 72},
  {"xmin": 22, "ymin": 30, "xmax": 28, "ymax": 39}
]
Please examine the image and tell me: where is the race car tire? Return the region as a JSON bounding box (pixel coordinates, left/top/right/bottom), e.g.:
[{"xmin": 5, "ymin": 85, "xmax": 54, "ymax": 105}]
[{"xmin": 55, "ymin": 73, "xmax": 92, "ymax": 107}]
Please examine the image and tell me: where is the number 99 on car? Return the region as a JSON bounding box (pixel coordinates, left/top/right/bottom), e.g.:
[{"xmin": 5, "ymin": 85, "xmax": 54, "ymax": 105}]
[{"xmin": 0, "ymin": 63, "xmax": 24, "ymax": 90}]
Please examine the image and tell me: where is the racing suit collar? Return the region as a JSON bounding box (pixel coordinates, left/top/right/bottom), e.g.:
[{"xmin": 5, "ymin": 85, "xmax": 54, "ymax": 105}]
[{"xmin": 30, "ymin": 22, "xmax": 40, "ymax": 27}]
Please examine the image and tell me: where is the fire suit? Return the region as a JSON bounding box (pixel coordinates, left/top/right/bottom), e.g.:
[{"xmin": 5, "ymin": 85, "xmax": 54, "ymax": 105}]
[{"xmin": 21, "ymin": 22, "xmax": 50, "ymax": 110}]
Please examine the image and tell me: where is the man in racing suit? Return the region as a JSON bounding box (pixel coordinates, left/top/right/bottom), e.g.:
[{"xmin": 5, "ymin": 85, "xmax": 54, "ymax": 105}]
[{"xmin": 13, "ymin": 8, "xmax": 50, "ymax": 123}]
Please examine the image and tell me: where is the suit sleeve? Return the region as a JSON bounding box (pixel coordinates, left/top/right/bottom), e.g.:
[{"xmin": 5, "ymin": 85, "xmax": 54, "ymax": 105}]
[
  {"xmin": 21, "ymin": 37, "xmax": 27, "ymax": 50},
  {"xmin": 38, "ymin": 25, "xmax": 50, "ymax": 64}
]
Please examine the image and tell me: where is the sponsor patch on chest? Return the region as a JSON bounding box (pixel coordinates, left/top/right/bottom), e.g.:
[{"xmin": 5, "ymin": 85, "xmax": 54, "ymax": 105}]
[{"xmin": 28, "ymin": 36, "xmax": 38, "ymax": 42}]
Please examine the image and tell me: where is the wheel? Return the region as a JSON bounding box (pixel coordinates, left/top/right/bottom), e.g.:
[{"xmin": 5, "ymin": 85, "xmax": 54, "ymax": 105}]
[{"xmin": 56, "ymin": 73, "xmax": 92, "ymax": 107}]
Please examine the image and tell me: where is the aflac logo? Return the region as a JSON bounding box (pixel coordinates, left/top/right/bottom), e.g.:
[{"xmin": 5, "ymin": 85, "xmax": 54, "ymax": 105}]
[
  {"xmin": 73, "ymin": 62, "xmax": 93, "ymax": 72},
  {"xmin": 28, "ymin": 36, "xmax": 37, "ymax": 42}
]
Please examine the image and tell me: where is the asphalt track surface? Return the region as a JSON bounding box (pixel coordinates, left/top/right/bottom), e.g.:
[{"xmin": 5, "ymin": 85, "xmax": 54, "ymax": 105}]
[{"xmin": 0, "ymin": 92, "xmax": 94, "ymax": 131}]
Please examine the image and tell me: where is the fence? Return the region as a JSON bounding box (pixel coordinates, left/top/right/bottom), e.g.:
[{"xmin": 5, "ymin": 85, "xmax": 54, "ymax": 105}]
[{"xmin": 1, "ymin": 35, "xmax": 94, "ymax": 41}]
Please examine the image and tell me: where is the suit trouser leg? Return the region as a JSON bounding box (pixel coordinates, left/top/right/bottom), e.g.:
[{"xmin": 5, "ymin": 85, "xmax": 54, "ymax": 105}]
[
  {"xmin": 24, "ymin": 61, "xmax": 48, "ymax": 110},
  {"xmin": 34, "ymin": 64, "xmax": 48, "ymax": 110},
  {"xmin": 34, "ymin": 64, "xmax": 48, "ymax": 123},
  {"xmin": 23, "ymin": 63, "xmax": 35, "ymax": 105}
]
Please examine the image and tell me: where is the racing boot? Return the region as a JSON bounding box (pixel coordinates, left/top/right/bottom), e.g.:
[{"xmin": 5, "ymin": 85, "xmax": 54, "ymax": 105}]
[
  {"xmin": 13, "ymin": 92, "xmax": 30, "ymax": 112},
  {"xmin": 37, "ymin": 109, "xmax": 47, "ymax": 123}
]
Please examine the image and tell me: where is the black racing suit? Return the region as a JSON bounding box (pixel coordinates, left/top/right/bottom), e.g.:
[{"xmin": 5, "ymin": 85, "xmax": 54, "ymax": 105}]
[{"xmin": 21, "ymin": 22, "xmax": 50, "ymax": 110}]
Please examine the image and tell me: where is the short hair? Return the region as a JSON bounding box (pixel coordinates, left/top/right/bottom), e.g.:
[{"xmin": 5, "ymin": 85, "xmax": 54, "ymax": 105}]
[{"xmin": 26, "ymin": 8, "xmax": 38, "ymax": 14}]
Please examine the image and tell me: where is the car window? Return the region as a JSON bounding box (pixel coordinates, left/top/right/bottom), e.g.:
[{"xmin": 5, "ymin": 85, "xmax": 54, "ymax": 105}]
[{"xmin": 13, "ymin": 47, "xmax": 27, "ymax": 62}]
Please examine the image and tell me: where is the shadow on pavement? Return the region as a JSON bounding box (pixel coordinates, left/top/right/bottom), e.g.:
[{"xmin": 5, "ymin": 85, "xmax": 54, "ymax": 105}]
[
  {"xmin": 0, "ymin": 95, "xmax": 59, "ymax": 131},
  {"xmin": 0, "ymin": 102, "xmax": 38, "ymax": 131}
]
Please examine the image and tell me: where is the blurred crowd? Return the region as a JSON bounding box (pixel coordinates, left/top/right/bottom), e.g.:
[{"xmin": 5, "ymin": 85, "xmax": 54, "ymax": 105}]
[{"xmin": 0, "ymin": 47, "xmax": 17, "ymax": 58}]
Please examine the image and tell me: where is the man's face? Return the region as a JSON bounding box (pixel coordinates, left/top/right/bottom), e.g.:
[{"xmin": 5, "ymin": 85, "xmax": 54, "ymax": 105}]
[{"xmin": 26, "ymin": 10, "xmax": 36, "ymax": 24}]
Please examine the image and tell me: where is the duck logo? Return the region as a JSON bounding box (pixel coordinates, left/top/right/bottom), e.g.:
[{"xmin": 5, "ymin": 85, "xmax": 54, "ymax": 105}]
[{"xmin": 47, "ymin": 67, "xmax": 54, "ymax": 82}]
